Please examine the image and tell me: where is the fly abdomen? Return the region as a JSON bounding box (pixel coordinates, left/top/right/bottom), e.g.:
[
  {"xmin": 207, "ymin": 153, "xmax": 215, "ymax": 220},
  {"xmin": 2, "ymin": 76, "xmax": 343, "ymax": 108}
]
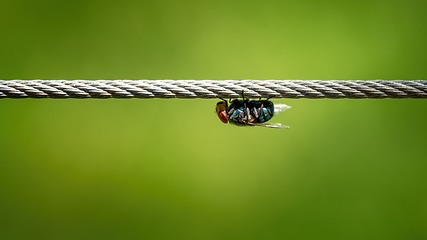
[
  {"xmin": 249, "ymin": 100, "xmax": 274, "ymax": 123},
  {"xmin": 258, "ymin": 107, "xmax": 273, "ymax": 122}
]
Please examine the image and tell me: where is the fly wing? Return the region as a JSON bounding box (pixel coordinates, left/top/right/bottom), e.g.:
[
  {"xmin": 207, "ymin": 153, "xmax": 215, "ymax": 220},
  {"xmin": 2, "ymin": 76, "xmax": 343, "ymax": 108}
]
[
  {"xmin": 274, "ymin": 104, "xmax": 291, "ymax": 115},
  {"xmin": 247, "ymin": 122, "xmax": 290, "ymax": 129}
]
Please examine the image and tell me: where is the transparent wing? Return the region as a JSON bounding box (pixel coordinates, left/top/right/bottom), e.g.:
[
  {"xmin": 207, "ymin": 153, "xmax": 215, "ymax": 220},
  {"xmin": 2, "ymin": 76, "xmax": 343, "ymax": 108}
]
[
  {"xmin": 247, "ymin": 122, "xmax": 290, "ymax": 129},
  {"xmin": 274, "ymin": 104, "xmax": 291, "ymax": 115}
]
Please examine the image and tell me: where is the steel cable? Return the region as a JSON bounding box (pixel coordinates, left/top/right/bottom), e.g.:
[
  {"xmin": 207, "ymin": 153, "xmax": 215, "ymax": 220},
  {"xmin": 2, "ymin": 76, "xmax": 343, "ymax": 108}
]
[{"xmin": 0, "ymin": 80, "xmax": 426, "ymax": 99}]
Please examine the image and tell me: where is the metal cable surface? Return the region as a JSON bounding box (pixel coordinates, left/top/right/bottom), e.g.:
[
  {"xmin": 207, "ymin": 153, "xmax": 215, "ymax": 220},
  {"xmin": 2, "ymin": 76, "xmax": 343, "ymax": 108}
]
[{"xmin": 0, "ymin": 80, "xmax": 426, "ymax": 99}]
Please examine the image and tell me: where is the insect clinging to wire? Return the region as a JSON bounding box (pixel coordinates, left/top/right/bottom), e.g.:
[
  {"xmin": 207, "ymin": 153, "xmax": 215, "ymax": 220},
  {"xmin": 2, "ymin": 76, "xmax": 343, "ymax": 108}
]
[{"xmin": 215, "ymin": 92, "xmax": 291, "ymax": 129}]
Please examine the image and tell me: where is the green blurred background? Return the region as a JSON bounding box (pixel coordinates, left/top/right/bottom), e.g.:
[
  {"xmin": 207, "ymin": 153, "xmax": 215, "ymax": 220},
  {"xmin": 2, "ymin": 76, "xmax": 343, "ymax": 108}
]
[{"xmin": 1, "ymin": 0, "xmax": 427, "ymax": 239}]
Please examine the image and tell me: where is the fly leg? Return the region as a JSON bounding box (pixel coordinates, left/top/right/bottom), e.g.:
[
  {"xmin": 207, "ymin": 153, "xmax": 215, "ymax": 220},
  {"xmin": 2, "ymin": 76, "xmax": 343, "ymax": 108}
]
[
  {"xmin": 259, "ymin": 102, "xmax": 265, "ymax": 120},
  {"xmin": 217, "ymin": 96, "xmax": 227, "ymax": 102},
  {"xmin": 228, "ymin": 108, "xmax": 235, "ymax": 116},
  {"xmin": 243, "ymin": 101, "xmax": 250, "ymax": 124},
  {"xmin": 252, "ymin": 107, "xmax": 259, "ymax": 118}
]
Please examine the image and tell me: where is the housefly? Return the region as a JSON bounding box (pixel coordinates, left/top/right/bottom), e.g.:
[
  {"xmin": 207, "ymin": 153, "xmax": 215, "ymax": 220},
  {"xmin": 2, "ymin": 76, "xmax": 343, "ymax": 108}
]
[{"xmin": 215, "ymin": 95, "xmax": 290, "ymax": 129}]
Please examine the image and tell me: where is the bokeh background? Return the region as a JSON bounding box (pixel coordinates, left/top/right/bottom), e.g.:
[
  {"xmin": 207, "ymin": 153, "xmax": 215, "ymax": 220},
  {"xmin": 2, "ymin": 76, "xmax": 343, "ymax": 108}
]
[{"xmin": 1, "ymin": 0, "xmax": 427, "ymax": 239}]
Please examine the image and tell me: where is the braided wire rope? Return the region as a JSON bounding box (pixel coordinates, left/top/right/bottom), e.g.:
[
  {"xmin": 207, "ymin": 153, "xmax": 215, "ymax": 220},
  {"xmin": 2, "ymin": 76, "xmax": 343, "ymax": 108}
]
[{"xmin": 0, "ymin": 80, "xmax": 426, "ymax": 99}]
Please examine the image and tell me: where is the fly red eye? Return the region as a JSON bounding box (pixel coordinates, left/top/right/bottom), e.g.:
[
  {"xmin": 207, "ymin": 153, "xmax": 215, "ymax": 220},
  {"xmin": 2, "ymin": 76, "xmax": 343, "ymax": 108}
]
[{"xmin": 218, "ymin": 111, "xmax": 228, "ymax": 123}]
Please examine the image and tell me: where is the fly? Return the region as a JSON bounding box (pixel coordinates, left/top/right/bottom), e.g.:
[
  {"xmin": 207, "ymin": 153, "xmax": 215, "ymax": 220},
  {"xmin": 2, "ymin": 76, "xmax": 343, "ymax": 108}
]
[{"xmin": 215, "ymin": 93, "xmax": 290, "ymax": 129}]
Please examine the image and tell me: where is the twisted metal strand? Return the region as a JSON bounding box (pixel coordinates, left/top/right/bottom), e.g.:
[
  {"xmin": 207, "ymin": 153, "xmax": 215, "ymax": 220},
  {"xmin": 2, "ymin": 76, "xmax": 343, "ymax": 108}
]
[{"xmin": 0, "ymin": 80, "xmax": 426, "ymax": 99}]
